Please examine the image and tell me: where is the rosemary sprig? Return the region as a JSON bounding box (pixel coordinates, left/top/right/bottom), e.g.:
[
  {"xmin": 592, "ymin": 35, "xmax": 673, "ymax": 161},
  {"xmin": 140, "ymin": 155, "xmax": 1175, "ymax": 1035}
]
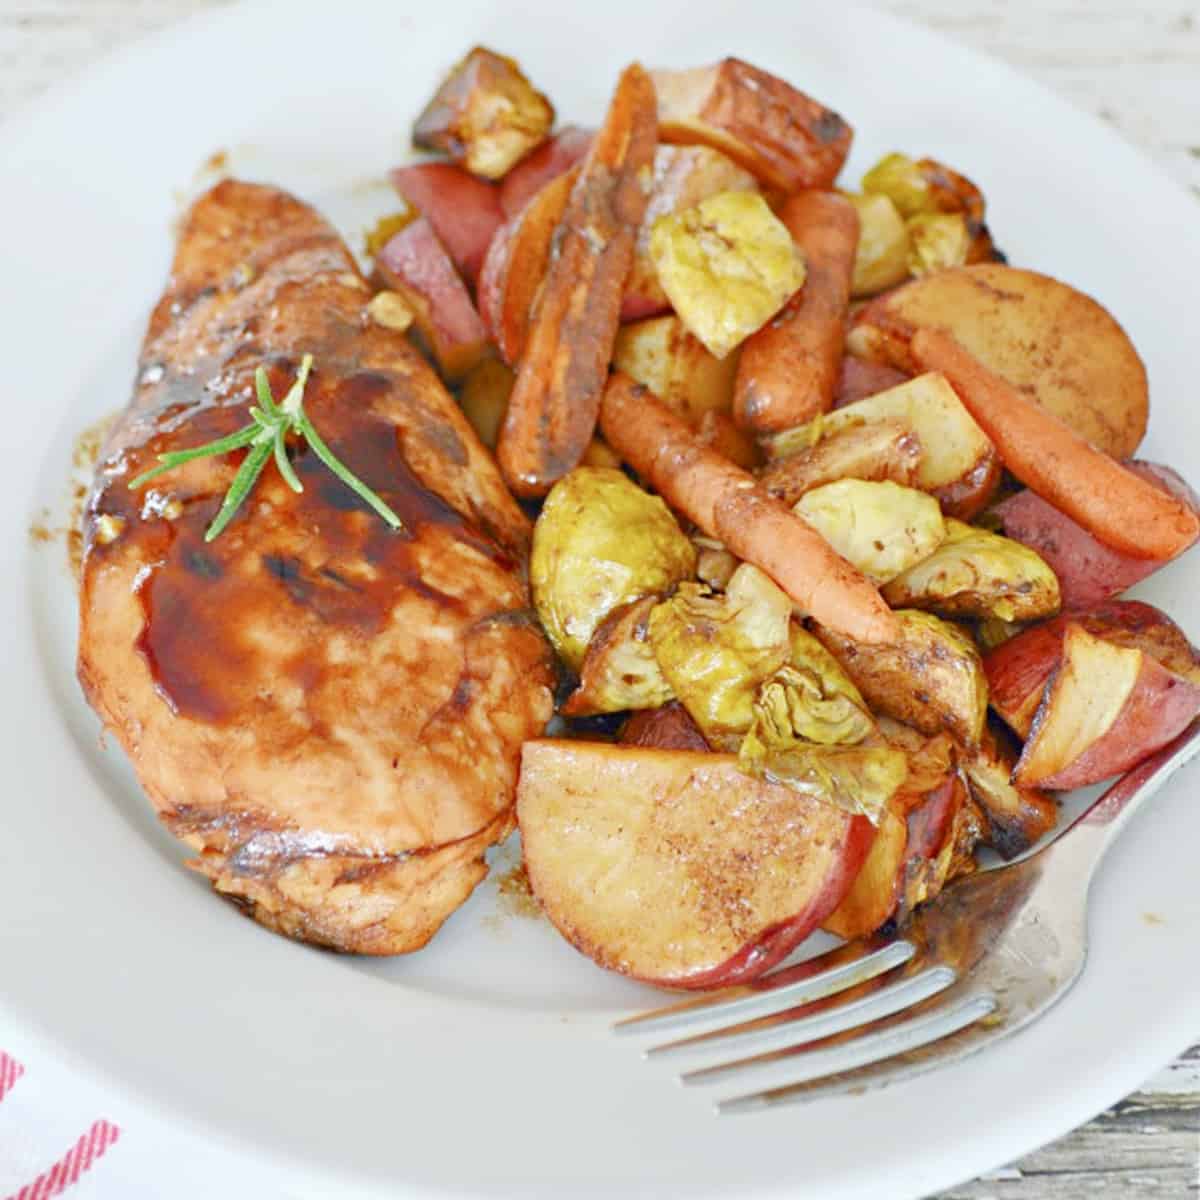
[{"xmin": 129, "ymin": 355, "xmax": 404, "ymax": 541}]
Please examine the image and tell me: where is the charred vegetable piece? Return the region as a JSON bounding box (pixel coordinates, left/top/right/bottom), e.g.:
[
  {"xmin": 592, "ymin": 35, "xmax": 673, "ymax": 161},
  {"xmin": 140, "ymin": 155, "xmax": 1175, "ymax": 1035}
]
[
  {"xmin": 651, "ymin": 58, "xmax": 853, "ymax": 192},
  {"xmin": 413, "ymin": 46, "xmax": 555, "ymax": 179},
  {"xmin": 794, "ymin": 479, "xmax": 945, "ymax": 585},
  {"xmin": 561, "ymin": 596, "xmax": 674, "ymax": 717},
  {"xmin": 497, "ymin": 63, "xmax": 657, "ymax": 496},
  {"xmin": 882, "ymin": 518, "xmax": 1060, "ymax": 622},
  {"xmin": 649, "ymin": 564, "xmax": 793, "ymax": 748},
  {"xmin": 962, "ymin": 726, "xmax": 1058, "ymax": 860},
  {"xmin": 846, "ymin": 192, "xmax": 911, "ymax": 297},
  {"xmin": 649, "ymin": 190, "xmax": 806, "ymax": 359},
  {"xmin": 531, "ymin": 467, "xmax": 696, "ymax": 671},
  {"xmin": 817, "ymin": 609, "xmax": 989, "ymax": 747},
  {"xmin": 767, "ymin": 371, "xmax": 999, "ymax": 521}
]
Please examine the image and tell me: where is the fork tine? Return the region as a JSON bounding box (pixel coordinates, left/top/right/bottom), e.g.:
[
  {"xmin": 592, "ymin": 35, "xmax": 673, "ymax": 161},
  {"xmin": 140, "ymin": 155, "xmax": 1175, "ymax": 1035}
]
[
  {"xmin": 710, "ymin": 984, "xmax": 998, "ymax": 1112},
  {"xmin": 652, "ymin": 964, "xmax": 955, "ymax": 1062},
  {"xmin": 613, "ymin": 935, "xmax": 914, "ymax": 1039}
]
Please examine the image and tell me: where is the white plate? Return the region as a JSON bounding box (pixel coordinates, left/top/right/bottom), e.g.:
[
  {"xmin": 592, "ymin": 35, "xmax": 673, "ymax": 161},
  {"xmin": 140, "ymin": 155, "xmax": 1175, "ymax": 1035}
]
[{"xmin": 2, "ymin": 2, "xmax": 1198, "ymax": 1197}]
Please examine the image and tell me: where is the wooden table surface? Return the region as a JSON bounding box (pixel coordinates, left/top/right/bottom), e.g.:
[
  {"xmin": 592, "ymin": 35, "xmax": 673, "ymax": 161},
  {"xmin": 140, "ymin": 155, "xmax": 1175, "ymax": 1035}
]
[{"xmin": 1, "ymin": 2, "xmax": 1196, "ymax": 1197}]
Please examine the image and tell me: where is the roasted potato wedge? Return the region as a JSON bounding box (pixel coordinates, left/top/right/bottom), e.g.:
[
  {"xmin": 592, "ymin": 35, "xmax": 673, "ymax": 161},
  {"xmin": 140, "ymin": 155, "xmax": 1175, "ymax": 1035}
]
[
  {"xmin": 846, "ymin": 191, "xmax": 910, "ymax": 297},
  {"xmin": 759, "ymin": 419, "xmax": 921, "ymax": 506},
  {"xmin": 649, "ymin": 190, "xmax": 806, "ymax": 360},
  {"xmin": 498, "ymin": 124, "xmax": 592, "ymax": 217},
  {"xmin": 1014, "ymin": 624, "xmax": 1200, "ymax": 790},
  {"xmin": 650, "ymin": 58, "xmax": 852, "ymax": 192},
  {"xmin": 612, "ymin": 314, "xmax": 740, "ymax": 423},
  {"xmin": 625, "ymin": 145, "xmax": 760, "ymax": 319},
  {"xmin": 457, "ymin": 357, "xmax": 514, "ymax": 449},
  {"xmin": 794, "ymin": 479, "xmax": 945, "ymax": 585},
  {"xmin": 882, "ymin": 518, "xmax": 1061, "ymax": 622},
  {"xmin": 561, "ymin": 596, "xmax": 673, "ymax": 717},
  {"xmin": 767, "ymin": 371, "xmax": 999, "ymax": 520},
  {"xmin": 413, "ymin": 46, "xmax": 554, "ymax": 180},
  {"xmin": 848, "ymin": 264, "xmax": 1148, "ymax": 459},
  {"xmin": 963, "ymin": 725, "xmax": 1058, "ymax": 860},
  {"xmin": 816, "ymin": 609, "xmax": 989, "ymax": 747},
  {"xmin": 649, "ymin": 564, "xmax": 793, "ymax": 747},
  {"xmin": 531, "ymin": 467, "xmax": 696, "ymax": 671},
  {"xmin": 621, "ymin": 702, "xmax": 710, "ymax": 751},
  {"xmin": 517, "ymin": 741, "xmax": 875, "ymax": 988},
  {"xmin": 497, "ymin": 63, "xmax": 657, "ymax": 496}
]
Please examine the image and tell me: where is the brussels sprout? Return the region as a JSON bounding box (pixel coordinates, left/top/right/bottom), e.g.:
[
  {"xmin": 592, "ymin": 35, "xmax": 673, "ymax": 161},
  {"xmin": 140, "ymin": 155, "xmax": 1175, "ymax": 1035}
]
[
  {"xmin": 531, "ymin": 467, "xmax": 697, "ymax": 670},
  {"xmin": 738, "ymin": 737, "xmax": 909, "ymax": 826},
  {"xmin": 794, "ymin": 479, "xmax": 946, "ymax": 584},
  {"xmin": 906, "ymin": 212, "xmax": 971, "ymax": 277},
  {"xmin": 561, "ymin": 596, "xmax": 674, "ymax": 717},
  {"xmin": 816, "ymin": 609, "xmax": 989, "ymax": 747},
  {"xmin": 845, "ymin": 192, "xmax": 911, "ymax": 297},
  {"xmin": 861, "ymin": 152, "xmax": 932, "ymax": 219},
  {"xmin": 649, "ymin": 191, "xmax": 807, "ymax": 359},
  {"xmin": 750, "ymin": 626, "xmax": 875, "ymax": 749},
  {"xmin": 882, "ymin": 519, "xmax": 1061, "ymax": 622},
  {"xmin": 648, "ymin": 564, "xmax": 792, "ymax": 747}
]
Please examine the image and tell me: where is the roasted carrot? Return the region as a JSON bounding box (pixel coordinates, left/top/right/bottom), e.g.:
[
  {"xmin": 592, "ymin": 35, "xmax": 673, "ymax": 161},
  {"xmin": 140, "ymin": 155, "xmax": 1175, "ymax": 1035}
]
[
  {"xmin": 496, "ymin": 63, "xmax": 657, "ymax": 497},
  {"xmin": 599, "ymin": 372, "xmax": 899, "ymax": 643},
  {"xmin": 912, "ymin": 328, "xmax": 1198, "ymax": 561},
  {"xmin": 733, "ymin": 191, "xmax": 860, "ymax": 434}
]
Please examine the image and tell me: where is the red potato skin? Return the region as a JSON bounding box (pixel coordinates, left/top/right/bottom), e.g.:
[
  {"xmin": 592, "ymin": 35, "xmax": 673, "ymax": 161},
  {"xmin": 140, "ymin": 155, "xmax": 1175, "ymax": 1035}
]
[
  {"xmin": 390, "ymin": 162, "xmax": 503, "ymax": 286},
  {"xmin": 1016, "ymin": 648, "xmax": 1200, "ymax": 790},
  {"xmin": 498, "ymin": 126, "xmax": 594, "ymax": 218},
  {"xmin": 374, "ymin": 218, "xmax": 488, "ymax": 380},
  {"xmin": 734, "ymin": 191, "xmax": 860, "ymax": 434},
  {"xmin": 834, "ymin": 357, "xmax": 910, "ymax": 410},
  {"xmin": 621, "ymin": 703, "xmax": 711, "ymax": 751},
  {"xmin": 995, "ymin": 461, "xmax": 1200, "ymax": 609},
  {"xmin": 644, "ymin": 814, "xmax": 875, "ymax": 990}
]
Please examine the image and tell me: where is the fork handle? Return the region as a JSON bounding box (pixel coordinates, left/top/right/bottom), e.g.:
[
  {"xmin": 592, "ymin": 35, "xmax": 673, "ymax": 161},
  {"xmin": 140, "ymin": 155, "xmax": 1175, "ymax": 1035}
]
[{"xmin": 1049, "ymin": 720, "xmax": 1200, "ymax": 886}]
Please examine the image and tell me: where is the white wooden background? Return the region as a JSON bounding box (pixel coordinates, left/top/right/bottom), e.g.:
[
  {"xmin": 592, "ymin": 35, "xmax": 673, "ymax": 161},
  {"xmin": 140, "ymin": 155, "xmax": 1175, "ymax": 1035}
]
[{"xmin": 1, "ymin": 2, "xmax": 1196, "ymax": 1197}]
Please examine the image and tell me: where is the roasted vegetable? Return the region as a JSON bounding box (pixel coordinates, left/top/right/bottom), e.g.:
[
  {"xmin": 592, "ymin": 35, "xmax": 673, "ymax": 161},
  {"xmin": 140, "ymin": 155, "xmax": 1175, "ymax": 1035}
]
[
  {"xmin": 759, "ymin": 419, "xmax": 922, "ymax": 507},
  {"xmin": 849, "ymin": 264, "xmax": 1149, "ymax": 460},
  {"xmin": 861, "ymin": 152, "xmax": 934, "ymax": 219},
  {"xmin": 794, "ymin": 479, "xmax": 945, "ymax": 585},
  {"xmin": 413, "ymin": 46, "xmax": 554, "ymax": 179},
  {"xmin": 457, "ymin": 358, "xmax": 514, "ymax": 449},
  {"xmin": 767, "ymin": 371, "xmax": 999, "ymax": 520},
  {"xmin": 846, "ymin": 191, "xmax": 910, "ymax": 297},
  {"xmin": 816, "ymin": 609, "xmax": 989, "ymax": 747},
  {"xmin": 834, "ymin": 357, "xmax": 911, "ymax": 409},
  {"xmin": 963, "ymin": 726, "xmax": 1058, "ymax": 860},
  {"xmin": 561, "ymin": 596, "xmax": 673, "ymax": 717},
  {"xmin": 907, "ymin": 212, "xmax": 971, "ymax": 276},
  {"xmin": 364, "ymin": 210, "xmax": 416, "ymax": 259},
  {"xmin": 517, "ymin": 740, "xmax": 874, "ymax": 988},
  {"xmin": 612, "ymin": 314, "xmax": 740, "ymax": 423},
  {"xmin": 620, "ymin": 702, "xmax": 710, "ymax": 751},
  {"xmin": 821, "ymin": 800, "xmax": 908, "ymax": 939},
  {"xmin": 882, "ymin": 518, "xmax": 1060, "ymax": 622},
  {"xmin": 648, "ymin": 564, "xmax": 792, "ymax": 747},
  {"xmin": 498, "ymin": 125, "xmax": 592, "ymax": 217},
  {"xmin": 649, "ymin": 190, "xmax": 806, "ymax": 359},
  {"xmin": 650, "ymin": 58, "xmax": 853, "ymax": 192},
  {"xmin": 531, "ymin": 467, "xmax": 696, "ymax": 670}
]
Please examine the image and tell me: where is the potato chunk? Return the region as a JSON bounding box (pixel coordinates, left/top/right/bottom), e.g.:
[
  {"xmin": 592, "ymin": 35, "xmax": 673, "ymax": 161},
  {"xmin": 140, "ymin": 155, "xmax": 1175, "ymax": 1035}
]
[
  {"xmin": 794, "ymin": 479, "xmax": 946, "ymax": 585},
  {"xmin": 531, "ymin": 468, "xmax": 696, "ymax": 670},
  {"xmin": 883, "ymin": 518, "xmax": 1060, "ymax": 622},
  {"xmin": 649, "ymin": 191, "xmax": 806, "ymax": 359},
  {"xmin": 816, "ymin": 609, "xmax": 989, "ymax": 747},
  {"xmin": 413, "ymin": 46, "xmax": 554, "ymax": 179}
]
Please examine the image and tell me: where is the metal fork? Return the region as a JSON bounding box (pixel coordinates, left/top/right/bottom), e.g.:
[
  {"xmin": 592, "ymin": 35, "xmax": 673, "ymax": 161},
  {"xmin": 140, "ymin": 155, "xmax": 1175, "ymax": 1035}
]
[{"xmin": 614, "ymin": 722, "xmax": 1200, "ymax": 1114}]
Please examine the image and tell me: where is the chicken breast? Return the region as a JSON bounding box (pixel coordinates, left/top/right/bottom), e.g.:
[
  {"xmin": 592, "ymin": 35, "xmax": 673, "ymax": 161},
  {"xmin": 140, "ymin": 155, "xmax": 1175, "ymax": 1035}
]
[{"xmin": 78, "ymin": 180, "xmax": 555, "ymax": 954}]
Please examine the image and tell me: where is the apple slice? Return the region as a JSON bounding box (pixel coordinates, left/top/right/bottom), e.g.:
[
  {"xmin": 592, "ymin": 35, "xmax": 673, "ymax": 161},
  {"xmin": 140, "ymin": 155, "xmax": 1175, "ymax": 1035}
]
[
  {"xmin": 389, "ymin": 162, "xmax": 504, "ymax": 286},
  {"xmin": 994, "ymin": 460, "xmax": 1200, "ymax": 610},
  {"xmin": 984, "ymin": 599, "xmax": 1200, "ymax": 740},
  {"xmin": 650, "ymin": 58, "xmax": 852, "ymax": 192},
  {"xmin": 1013, "ymin": 624, "xmax": 1200, "ymax": 789},
  {"xmin": 821, "ymin": 800, "xmax": 907, "ymax": 941},
  {"xmin": 848, "ymin": 263, "xmax": 1148, "ymax": 459},
  {"xmin": 517, "ymin": 741, "xmax": 876, "ymax": 988},
  {"xmin": 498, "ymin": 125, "xmax": 594, "ymax": 218},
  {"xmin": 374, "ymin": 219, "xmax": 488, "ymax": 381}
]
